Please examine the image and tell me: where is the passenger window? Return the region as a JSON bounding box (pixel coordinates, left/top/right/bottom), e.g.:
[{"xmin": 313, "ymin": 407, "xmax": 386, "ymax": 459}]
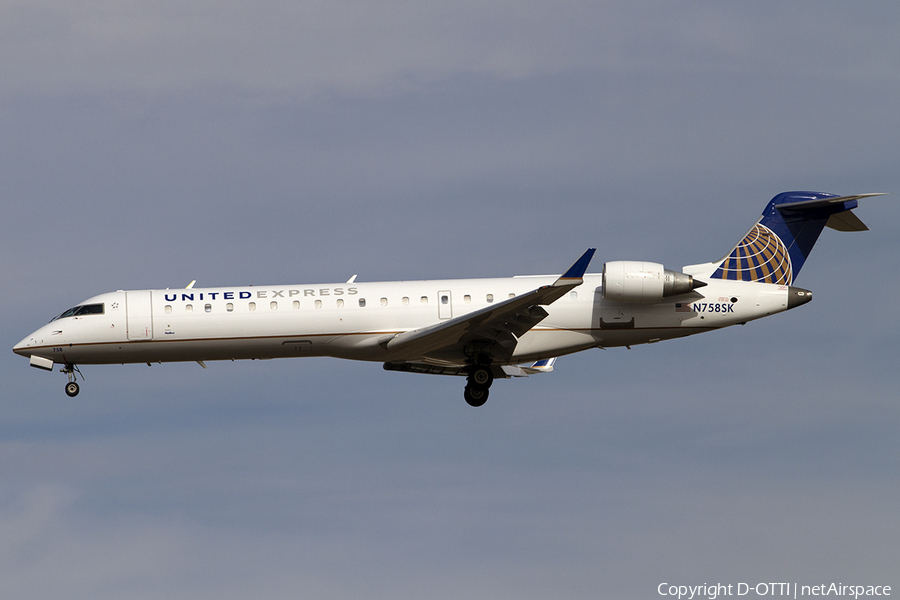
[
  {"xmin": 464, "ymin": 295, "xmax": 471, "ymax": 304},
  {"xmin": 270, "ymin": 301, "xmax": 278, "ymax": 310},
  {"xmin": 402, "ymin": 297, "xmax": 409, "ymax": 306},
  {"xmin": 359, "ymin": 298, "xmax": 366, "ymax": 307},
  {"xmin": 227, "ymin": 303, "xmax": 234, "ymax": 312},
  {"xmin": 315, "ymin": 300, "xmax": 322, "ymax": 309},
  {"xmin": 421, "ymin": 296, "xmax": 428, "ymax": 305},
  {"xmin": 486, "ymin": 294, "xmax": 494, "ymax": 303},
  {"xmin": 569, "ymin": 291, "xmax": 577, "ymax": 300},
  {"xmin": 381, "ymin": 298, "xmax": 388, "ymax": 307},
  {"xmin": 205, "ymin": 304, "xmax": 212, "ymax": 313},
  {"xmin": 165, "ymin": 305, "xmax": 172, "ymax": 314},
  {"xmin": 249, "ymin": 302, "xmax": 256, "ymax": 312},
  {"xmin": 293, "ymin": 300, "xmax": 300, "ymax": 310},
  {"xmin": 508, "ymin": 293, "xmax": 515, "ymax": 299},
  {"xmin": 186, "ymin": 304, "xmax": 193, "ymax": 313},
  {"xmin": 337, "ymin": 299, "xmax": 344, "ymax": 308}
]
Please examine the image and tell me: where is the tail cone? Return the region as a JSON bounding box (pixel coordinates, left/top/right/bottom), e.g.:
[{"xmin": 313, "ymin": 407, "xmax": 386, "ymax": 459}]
[{"xmin": 787, "ymin": 287, "xmax": 812, "ymax": 310}]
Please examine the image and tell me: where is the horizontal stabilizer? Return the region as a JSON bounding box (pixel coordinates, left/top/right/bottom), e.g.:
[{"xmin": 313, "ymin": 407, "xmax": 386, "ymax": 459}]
[
  {"xmin": 776, "ymin": 193, "xmax": 885, "ymax": 212},
  {"xmin": 826, "ymin": 210, "xmax": 869, "ymax": 232}
]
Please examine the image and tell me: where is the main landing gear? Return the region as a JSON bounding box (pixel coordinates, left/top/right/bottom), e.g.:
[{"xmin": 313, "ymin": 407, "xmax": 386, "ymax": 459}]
[
  {"xmin": 463, "ymin": 365, "xmax": 494, "ymax": 408},
  {"xmin": 61, "ymin": 363, "xmax": 82, "ymax": 397}
]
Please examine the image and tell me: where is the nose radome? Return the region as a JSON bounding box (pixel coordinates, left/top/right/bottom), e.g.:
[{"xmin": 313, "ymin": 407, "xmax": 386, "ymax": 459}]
[
  {"xmin": 13, "ymin": 336, "xmax": 33, "ymax": 356},
  {"xmin": 13, "ymin": 326, "xmax": 46, "ymax": 356}
]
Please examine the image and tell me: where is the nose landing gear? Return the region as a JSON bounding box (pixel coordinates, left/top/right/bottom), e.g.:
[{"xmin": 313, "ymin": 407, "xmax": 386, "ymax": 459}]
[
  {"xmin": 463, "ymin": 365, "xmax": 494, "ymax": 407},
  {"xmin": 61, "ymin": 363, "xmax": 83, "ymax": 397}
]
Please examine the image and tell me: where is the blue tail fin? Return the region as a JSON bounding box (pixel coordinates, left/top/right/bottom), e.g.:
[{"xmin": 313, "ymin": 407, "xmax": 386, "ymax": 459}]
[{"xmin": 709, "ymin": 192, "xmax": 879, "ymax": 284}]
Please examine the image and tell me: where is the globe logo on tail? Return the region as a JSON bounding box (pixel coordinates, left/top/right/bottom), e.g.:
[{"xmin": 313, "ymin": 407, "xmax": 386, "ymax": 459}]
[{"xmin": 711, "ymin": 223, "xmax": 792, "ymax": 285}]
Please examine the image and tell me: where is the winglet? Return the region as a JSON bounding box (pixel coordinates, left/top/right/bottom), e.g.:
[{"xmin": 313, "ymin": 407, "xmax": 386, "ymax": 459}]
[
  {"xmin": 523, "ymin": 357, "xmax": 557, "ymax": 373},
  {"xmin": 501, "ymin": 357, "xmax": 559, "ymax": 377},
  {"xmin": 555, "ymin": 248, "xmax": 596, "ymax": 285}
]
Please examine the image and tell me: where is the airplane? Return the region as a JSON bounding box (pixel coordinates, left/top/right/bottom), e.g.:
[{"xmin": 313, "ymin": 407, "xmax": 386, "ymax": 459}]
[{"xmin": 13, "ymin": 191, "xmax": 885, "ymax": 407}]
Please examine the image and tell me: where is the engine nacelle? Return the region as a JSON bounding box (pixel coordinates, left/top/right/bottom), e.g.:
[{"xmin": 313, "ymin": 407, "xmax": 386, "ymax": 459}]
[{"xmin": 602, "ymin": 261, "xmax": 701, "ymax": 303}]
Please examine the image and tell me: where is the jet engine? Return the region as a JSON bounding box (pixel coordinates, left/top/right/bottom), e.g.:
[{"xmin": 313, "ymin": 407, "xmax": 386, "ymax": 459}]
[{"xmin": 602, "ymin": 261, "xmax": 705, "ymax": 303}]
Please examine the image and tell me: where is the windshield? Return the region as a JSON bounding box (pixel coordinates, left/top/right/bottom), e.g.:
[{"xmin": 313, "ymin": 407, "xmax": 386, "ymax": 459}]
[{"xmin": 50, "ymin": 303, "xmax": 104, "ymax": 322}]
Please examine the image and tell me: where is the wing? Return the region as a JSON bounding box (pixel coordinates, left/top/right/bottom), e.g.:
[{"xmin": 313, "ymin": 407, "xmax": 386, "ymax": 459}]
[
  {"xmin": 382, "ymin": 249, "xmax": 595, "ymax": 364},
  {"xmin": 383, "ymin": 357, "xmax": 558, "ymax": 378}
]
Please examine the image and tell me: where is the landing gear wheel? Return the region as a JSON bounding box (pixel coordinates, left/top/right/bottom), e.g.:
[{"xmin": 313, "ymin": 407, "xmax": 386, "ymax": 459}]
[
  {"xmin": 61, "ymin": 363, "xmax": 83, "ymax": 397},
  {"xmin": 464, "ymin": 385, "xmax": 488, "ymax": 407},
  {"xmin": 469, "ymin": 366, "xmax": 493, "ymax": 389}
]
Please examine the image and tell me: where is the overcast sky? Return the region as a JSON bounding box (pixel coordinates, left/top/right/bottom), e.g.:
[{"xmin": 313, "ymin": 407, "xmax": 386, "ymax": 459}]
[{"xmin": 3, "ymin": 2, "xmax": 899, "ymax": 598}]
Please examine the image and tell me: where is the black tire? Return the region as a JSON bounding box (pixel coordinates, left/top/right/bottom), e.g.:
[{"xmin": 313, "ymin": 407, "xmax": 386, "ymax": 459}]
[
  {"xmin": 464, "ymin": 385, "xmax": 488, "ymax": 407},
  {"xmin": 469, "ymin": 366, "xmax": 493, "ymax": 389},
  {"xmin": 65, "ymin": 382, "xmax": 80, "ymax": 397}
]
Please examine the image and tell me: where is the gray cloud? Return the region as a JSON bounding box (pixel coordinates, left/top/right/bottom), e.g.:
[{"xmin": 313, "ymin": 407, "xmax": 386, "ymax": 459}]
[{"xmin": 4, "ymin": 2, "xmax": 897, "ymax": 99}]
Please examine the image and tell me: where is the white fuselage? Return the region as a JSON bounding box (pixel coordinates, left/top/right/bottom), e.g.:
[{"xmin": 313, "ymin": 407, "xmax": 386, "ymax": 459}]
[{"xmin": 14, "ymin": 273, "xmax": 794, "ymax": 369}]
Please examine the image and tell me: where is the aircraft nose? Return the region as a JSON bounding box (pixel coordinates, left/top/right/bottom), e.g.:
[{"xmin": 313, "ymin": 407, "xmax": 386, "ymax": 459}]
[
  {"xmin": 13, "ymin": 329, "xmax": 43, "ymax": 357},
  {"xmin": 13, "ymin": 338, "xmax": 29, "ymax": 356},
  {"xmin": 13, "ymin": 335, "xmax": 34, "ymax": 357}
]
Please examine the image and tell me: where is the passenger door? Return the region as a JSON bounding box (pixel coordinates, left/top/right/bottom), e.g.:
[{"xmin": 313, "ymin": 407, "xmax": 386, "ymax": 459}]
[{"xmin": 126, "ymin": 291, "xmax": 154, "ymax": 340}]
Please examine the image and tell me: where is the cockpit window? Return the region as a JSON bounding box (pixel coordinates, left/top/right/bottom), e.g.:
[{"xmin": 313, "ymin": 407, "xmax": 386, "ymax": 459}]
[{"xmin": 51, "ymin": 303, "xmax": 104, "ymax": 322}]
